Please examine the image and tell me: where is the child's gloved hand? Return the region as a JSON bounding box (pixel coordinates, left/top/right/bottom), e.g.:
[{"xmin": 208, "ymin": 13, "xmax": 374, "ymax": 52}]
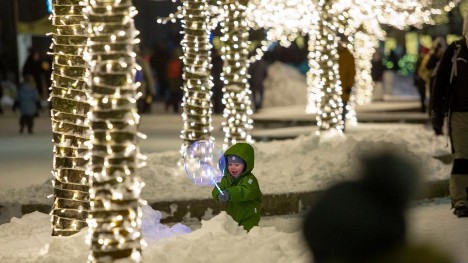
[{"xmin": 218, "ymin": 190, "xmax": 230, "ymax": 202}]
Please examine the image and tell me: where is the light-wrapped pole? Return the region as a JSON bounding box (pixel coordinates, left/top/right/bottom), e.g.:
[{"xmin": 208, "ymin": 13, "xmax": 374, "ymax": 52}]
[
  {"xmin": 180, "ymin": 0, "xmax": 214, "ymax": 151},
  {"xmin": 49, "ymin": 0, "xmax": 90, "ymax": 236},
  {"xmin": 220, "ymin": 0, "xmax": 254, "ymax": 148},
  {"xmin": 315, "ymin": 0, "xmax": 343, "ymax": 132},
  {"xmin": 84, "ymin": 0, "xmax": 144, "ymax": 261}
]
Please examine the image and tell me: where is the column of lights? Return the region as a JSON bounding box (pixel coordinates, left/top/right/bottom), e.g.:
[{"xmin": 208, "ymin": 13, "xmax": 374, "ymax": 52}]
[
  {"xmin": 307, "ymin": 6, "xmax": 356, "ymax": 115},
  {"xmin": 49, "ymin": 0, "xmax": 91, "ymax": 236},
  {"xmin": 314, "ymin": 0, "xmax": 343, "ymax": 133},
  {"xmin": 180, "ymin": 0, "xmax": 214, "ymax": 153},
  {"xmin": 306, "ymin": 26, "xmax": 322, "ymax": 114},
  {"xmin": 83, "ymin": 0, "xmax": 145, "ymax": 262},
  {"xmin": 344, "ymin": 1, "xmax": 384, "ymax": 106},
  {"xmin": 220, "ymin": 0, "xmax": 254, "ymax": 149},
  {"xmin": 334, "ymin": 7, "xmax": 358, "ymax": 127},
  {"xmin": 353, "ymin": 31, "xmax": 378, "ymax": 105}
]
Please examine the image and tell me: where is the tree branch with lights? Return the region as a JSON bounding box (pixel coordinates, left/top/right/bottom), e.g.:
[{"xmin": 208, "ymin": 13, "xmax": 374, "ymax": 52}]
[{"xmin": 84, "ymin": 0, "xmax": 145, "ymax": 261}]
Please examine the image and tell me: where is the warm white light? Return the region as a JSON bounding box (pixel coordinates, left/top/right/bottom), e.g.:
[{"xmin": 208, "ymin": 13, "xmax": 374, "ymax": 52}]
[
  {"xmin": 84, "ymin": 0, "xmax": 145, "ymax": 262},
  {"xmin": 49, "ymin": 0, "xmax": 90, "ymax": 236},
  {"xmin": 178, "ymin": 0, "xmax": 215, "ymax": 152},
  {"xmin": 220, "ymin": 0, "xmax": 254, "ymax": 149}
]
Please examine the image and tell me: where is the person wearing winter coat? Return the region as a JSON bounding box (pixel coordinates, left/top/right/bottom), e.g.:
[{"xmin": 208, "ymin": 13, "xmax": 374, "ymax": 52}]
[
  {"xmin": 337, "ymin": 39, "xmax": 356, "ymax": 131},
  {"xmin": 414, "ymin": 46, "xmax": 430, "ymax": 112},
  {"xmin": 136, "ymin": 54, "xmax": 156, "ymax": 114},
  {"xmin": 431, "ymin": 17, "xmax": 468, "ymax": 217},
  {"xmin": 370, "ymin": 50, "xmax": 385, "ymax": 101},
  {"xmin": 22, "ymin": 48, "xmax": 46, "ymax": 99},
  {"xmin": 16, "ymin": 75, "xmax": 40, "ymax": 134},
  {"xmin": 165, "ymin": 47, "xmax": 183, "ymax": 113},
  {"xmin": 212, "ymin": 143, "xmax": 262, "ymax": 231},
  {"xmin": 420, "ymin": 37, "xmax": 447, "ymax": 110}
]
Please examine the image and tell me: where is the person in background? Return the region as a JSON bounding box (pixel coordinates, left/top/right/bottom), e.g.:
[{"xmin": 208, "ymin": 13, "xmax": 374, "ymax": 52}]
[
  {"xmin": 212, "ymin": 143, "xmax": 262, "ymax": 231},
  {"xmin": 0, "ymin": 80, "xmax": 3, "ymax": 115},
  {"xmin": 249, "ymin": 55, "xmax": 268, "ymax": 112},
  {"xmin": 431, "ymin": 16, "xmax": 468, "ymax": 218},
  {"xmin": 22, "ymin": 48, "xmax": 46, "ymax": 100},
  {"xmin": 165, "ymin": 47, "xmax": 183, "ymax": 113},
  {"xmin": 302, "ymin": 150, "xmax": 454, "ymax": 263},
  {"xmin": 419, "ymin": 37, "xmax": 447, "ymax": 111},
  {"xmin": 136, "ymin": 53, "xmax": 156, "ymax": 114},
  {"xmin": 371, "ymin": 49, "xmax": 385, "ymax": 101},
  {"xmin": 15, "ymin": 75, "xmax": 40, "ymax": 134},
  {"xmin": 388, "ymin": 49, "xmax": 400, "ymax": 72},
  {"xmin": 0, "ymin": 51, "xmax": 6, "ymax": 114},
  {"xmin": 414, "ymin": 46, "xmax": 430, "ymax": 112},
  {"xmin": 337, "ymin": 36, "xmax": 356, "ymax": 132},
  {"xmin": 150, "ymin": 44, "xmax": 170, "ymax": 102}
]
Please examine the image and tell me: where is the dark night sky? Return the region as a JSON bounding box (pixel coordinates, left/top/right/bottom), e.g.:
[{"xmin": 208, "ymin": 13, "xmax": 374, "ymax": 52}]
[{"xmin": 17, "ymin": 0, "xmax": 182, "ymax": 49}]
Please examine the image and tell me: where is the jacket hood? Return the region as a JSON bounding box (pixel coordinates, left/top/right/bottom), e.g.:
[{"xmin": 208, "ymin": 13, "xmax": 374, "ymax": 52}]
[{"xmin": 224, "ymin": 143, "xmax": 254, "ymax": 176}]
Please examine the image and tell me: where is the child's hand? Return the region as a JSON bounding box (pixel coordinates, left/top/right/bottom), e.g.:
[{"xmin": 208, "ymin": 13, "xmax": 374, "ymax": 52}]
[{"xmin": 218, "ymin": 190, "xmax": 230, "ymax": 202}]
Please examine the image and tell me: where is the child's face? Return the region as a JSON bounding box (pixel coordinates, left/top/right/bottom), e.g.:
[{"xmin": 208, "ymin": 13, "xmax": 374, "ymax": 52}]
[{"xmin": 228, "ymin": 163, "xmax": 245, "ymax": 178}]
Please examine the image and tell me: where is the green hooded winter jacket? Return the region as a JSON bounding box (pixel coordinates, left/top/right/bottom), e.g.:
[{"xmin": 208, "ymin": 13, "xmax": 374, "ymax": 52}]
[{"xmin": 212, "ymin": 143, "xmax": 262, "ymax": 231}]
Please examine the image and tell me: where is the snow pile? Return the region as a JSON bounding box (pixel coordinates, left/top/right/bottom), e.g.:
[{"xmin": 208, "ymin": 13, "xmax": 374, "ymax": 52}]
[
  {"xmin": 0, "ymin": 209, "xmax": 312, "ymax": 263},
  {"xmin": 141, "ymin": 205, "xmax": 192, "ymax": 243},
  {"xmin": 1, "ymin": 199, "xmax": 468, "ymax": 262},
  {"xmin": 263, "ymin": 62, "xmax": 308, "ymax": 108}
]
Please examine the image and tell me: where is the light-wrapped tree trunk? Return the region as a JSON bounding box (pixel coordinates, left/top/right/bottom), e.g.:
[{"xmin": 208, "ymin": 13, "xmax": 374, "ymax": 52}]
[
  {"xmin": 84, "ymin": 0, "xmax": 144, "ymax": 261},
  {"xmin": 306, "ymin": 26, "xmax": 322, "ymax": 114},
  {"xmin": 315, "ymin": 0, "xmax": 343, "ymax": 132},
  {"xmin": 220, "ymin": 0, "xmax": 254, "ymax": 148},
  {"xmin": 180, "ymin": 0, "xmax": 214, "ymax": 150},
  {"xmin": 49, "ymin": 0, "xmax": 90, "ymax": 236},
  {"xmin": 353, "ymin": 30, "xmax": 376, "ymax": 105}
]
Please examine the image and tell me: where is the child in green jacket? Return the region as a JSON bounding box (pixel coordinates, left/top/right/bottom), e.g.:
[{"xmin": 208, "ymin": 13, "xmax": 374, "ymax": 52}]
[{"xmin": 212, "ymin": 143, "xmax": 262, "ymax": 231}]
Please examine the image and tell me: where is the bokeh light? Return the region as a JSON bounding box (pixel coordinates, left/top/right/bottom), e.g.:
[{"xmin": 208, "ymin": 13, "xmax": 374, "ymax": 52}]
[{"xmin": 184, "ymin": 140, "xmax": 225, "ymax": 186}]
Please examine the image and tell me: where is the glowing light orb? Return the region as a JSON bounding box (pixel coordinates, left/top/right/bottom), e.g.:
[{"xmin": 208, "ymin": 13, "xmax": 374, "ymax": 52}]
[{"xmin": 184, "ymin": 140, "xmax": 225, "ymax": 186}]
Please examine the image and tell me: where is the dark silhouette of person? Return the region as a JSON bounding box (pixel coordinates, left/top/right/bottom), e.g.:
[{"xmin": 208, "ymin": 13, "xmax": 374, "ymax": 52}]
[
  {"xmin": 22, "ymin": 48, "xmax": 45, "ymax": 99},
  {"xmin": 389, "ymin": 49, "xmax": 400, "ymax": 72},
  {"xmin": 431, "ymin": 20, "xmax": 468, "ymax": 217},
  {"xmin": 165, "ymin": 47, "xmax": 183, "ymax": 113},
  {"xmin": 302, "ymin": 150, "xmax": 454, "ymax": 263}
]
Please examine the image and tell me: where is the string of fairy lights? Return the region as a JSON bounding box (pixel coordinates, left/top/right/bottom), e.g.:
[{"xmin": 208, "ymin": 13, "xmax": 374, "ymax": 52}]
[
  {"xmin": 83, "ymin": 0, "xmax": 145, "ymax": 262},
  {"xmin": 49, "ymin": 0, "xmax": 91, "ymax": 237},
  {"xmin": 219, "ymin": 0, "xmax": 254, "ymax": 148},
  {"xmin": 179, "ymin": 0, "xmax": 215, "ymax": 153}
]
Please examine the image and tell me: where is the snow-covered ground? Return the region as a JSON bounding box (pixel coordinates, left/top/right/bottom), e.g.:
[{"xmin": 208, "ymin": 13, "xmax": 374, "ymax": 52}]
[{"xmin": 1, "ymin": 198, "xmax": 467, "ymax": 263}]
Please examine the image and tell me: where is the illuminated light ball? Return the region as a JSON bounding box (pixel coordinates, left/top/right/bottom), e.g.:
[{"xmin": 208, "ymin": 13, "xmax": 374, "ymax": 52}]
[{"xmin": 184, "ymin": 140, "xmax": 225, "ymax": 186}]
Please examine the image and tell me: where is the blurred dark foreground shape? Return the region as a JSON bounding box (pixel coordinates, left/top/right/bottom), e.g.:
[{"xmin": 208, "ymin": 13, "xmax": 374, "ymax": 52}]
[{"xmin": 302, "ymin": 150, "xmax": 454, "ymax": 263}]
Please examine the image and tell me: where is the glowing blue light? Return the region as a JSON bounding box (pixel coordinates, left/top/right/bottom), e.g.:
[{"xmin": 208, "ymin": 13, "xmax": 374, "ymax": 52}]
[
  {"xmin": 46, "ymin": 0, "xmax": 52, "ymax": 13},
  {"xmin": 184, "ymin": 140, "xmax": 225, "ymax": 189}
]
